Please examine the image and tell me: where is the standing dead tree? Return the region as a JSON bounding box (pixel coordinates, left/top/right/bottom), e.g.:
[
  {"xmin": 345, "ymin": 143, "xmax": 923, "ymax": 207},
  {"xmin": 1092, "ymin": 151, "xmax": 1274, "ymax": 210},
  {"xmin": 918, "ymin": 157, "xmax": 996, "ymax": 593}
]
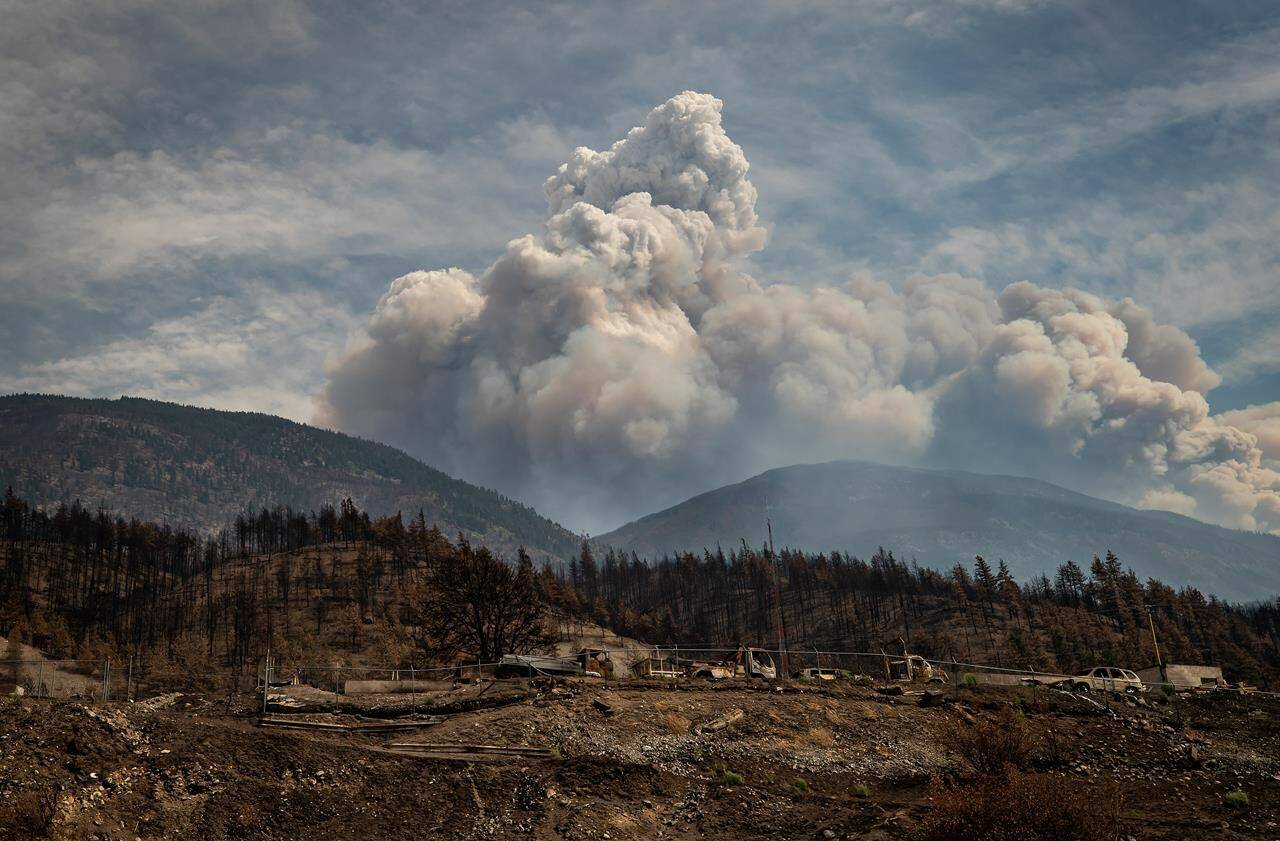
[{"xmin": 406, "ymin": 541, "xmax": 550, "ymax": 664}]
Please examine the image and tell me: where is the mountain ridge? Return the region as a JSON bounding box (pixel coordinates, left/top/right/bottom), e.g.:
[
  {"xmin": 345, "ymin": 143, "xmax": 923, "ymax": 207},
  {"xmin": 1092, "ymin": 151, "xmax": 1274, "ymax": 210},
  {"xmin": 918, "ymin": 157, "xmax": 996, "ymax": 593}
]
[
  {"xmin": 597, "ymin": 459, "xmax": 1280, "ymax": 602},
  {"xmin": 0, "ymin": 393, "xmax": 580, "ymax": 560}
]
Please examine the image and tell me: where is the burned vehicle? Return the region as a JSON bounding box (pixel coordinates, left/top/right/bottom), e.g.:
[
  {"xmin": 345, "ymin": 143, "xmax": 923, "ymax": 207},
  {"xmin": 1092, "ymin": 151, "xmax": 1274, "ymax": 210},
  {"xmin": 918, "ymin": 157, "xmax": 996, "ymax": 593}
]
[
  {"xmin": 497, "ymin": 648, "xmax": 617, "ymax": 679},
  {"xmin": 495, "ymin": 654, "xmax": 585, "ymax": 678},
  {"xmin": 881, "ymin": 640, "xmax": 949, "ymax": 684},
  {"xmin": 1055, "ymin": 667, "xmax": 1147, "ymax": 693},
  {"xmin": 687, "ymin": 646, "xmax": 777, "ymax": 680}
]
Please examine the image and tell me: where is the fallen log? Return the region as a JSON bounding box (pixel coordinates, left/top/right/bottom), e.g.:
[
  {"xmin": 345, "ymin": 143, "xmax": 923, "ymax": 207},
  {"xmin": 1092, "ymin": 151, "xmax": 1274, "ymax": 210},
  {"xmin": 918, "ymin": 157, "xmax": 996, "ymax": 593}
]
[
  {"xmin": 695, "ymin": 708, "xmax": 745, "ymax": 735},
  {"xmin": 385, "ymin": 742, "xmax": 557, "ymax": 762},
  {"xmin": 258, "ymin": 716, "xmax": 445, "ymax": 734}
]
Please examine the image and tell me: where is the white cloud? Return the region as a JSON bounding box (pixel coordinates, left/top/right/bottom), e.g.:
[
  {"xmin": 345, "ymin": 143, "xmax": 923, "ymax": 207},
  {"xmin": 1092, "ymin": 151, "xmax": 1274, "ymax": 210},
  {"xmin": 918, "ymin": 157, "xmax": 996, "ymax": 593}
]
[
  {"xmin": 1212, "ymin": 324, "xmax": 1280, "ymax": 386},
  {"xmin": 922, "ymin": 179, "xmax": 1280, "ymax": 330},
  {"xmin": 3, "ymin": 0, "xmax": 1279, "ymax": 530},
  {"xmin": 8, "ymin": 128, "xmax": 547, "ymax": 289},
  {"xmin": 1, "ymin": 287, "xmax": 357, "ymax": 422}
]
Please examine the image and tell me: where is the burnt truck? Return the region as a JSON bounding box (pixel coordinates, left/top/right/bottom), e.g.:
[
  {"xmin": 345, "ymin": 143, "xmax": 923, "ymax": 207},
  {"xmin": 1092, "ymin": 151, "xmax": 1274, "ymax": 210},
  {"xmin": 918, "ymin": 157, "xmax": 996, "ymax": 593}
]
[
  {"xmin": 495, "ymin": 648, "xmax": 615, "ymax": 678},
  {"xmin": 882, "ymin": 639, "xmax": 949, "ymax": 684},
  {"xmin": 687, "ymin": 646, "xmax": 777, "ymax": 680}
]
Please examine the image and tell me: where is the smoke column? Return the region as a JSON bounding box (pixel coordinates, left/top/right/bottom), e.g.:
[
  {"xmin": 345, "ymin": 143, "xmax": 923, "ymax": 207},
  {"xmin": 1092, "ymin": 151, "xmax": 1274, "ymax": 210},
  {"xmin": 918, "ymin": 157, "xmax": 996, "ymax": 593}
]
[{"xmin": 317, "ymin": 92, "xmax": 1280, "ymax": 533}]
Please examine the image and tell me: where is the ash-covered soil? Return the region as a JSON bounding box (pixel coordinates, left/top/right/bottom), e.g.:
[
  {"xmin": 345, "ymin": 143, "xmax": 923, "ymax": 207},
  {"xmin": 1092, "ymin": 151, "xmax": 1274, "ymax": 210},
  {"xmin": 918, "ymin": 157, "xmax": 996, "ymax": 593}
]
[{"xmin": 1, "ymin": 681, "xmax": 1277, "ymax": 839}]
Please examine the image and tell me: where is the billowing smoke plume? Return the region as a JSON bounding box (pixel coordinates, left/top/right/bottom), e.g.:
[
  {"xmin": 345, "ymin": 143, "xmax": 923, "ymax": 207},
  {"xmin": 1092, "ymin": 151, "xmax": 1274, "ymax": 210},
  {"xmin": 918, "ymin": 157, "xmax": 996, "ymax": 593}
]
[{"xmin": 317, "ymin": 92, "xmax": 1280, "ymax": 533}]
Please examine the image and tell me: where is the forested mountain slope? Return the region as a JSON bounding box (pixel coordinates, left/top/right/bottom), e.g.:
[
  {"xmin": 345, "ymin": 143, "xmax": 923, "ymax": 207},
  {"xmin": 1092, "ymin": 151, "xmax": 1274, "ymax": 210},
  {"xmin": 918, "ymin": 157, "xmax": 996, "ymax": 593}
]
[
  {"xmin": 4, "ymin": 487, "xmax": 1278, "ymax": 690},
  {"xmin": 598, "ymin": 460, "xmax": 1280, "ymax": 603},
  {"xmin": 0, "ymin": 394, "xmax": 578, "ymax": 559}
]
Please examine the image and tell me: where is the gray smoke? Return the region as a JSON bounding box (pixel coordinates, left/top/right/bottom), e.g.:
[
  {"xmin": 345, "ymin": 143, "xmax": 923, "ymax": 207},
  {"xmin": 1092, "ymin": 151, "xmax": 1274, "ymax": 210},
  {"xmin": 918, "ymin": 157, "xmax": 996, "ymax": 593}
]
[{"xmin": 317, "ymin": 92, "xmax": 1280, "ymax": 534}]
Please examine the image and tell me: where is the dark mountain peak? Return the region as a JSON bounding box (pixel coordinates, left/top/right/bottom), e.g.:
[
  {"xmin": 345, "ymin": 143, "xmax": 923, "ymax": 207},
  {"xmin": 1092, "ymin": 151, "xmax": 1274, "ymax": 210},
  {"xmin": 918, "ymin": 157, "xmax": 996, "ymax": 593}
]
[
  {"xmin": 598, "ymin": 459, "xmax": 1280, "ymax": 603},
  {"xmin": 0, "ymin": 393, "xmax": 578, "ymax": 559}
]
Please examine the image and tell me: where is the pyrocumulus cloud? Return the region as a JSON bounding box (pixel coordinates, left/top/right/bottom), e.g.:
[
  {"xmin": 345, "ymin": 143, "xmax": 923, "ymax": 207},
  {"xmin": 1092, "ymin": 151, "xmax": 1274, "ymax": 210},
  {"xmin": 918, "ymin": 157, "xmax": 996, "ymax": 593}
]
[{"xmin": 318, "ymin": 92, "xmax": 1280, "ymax": 534}]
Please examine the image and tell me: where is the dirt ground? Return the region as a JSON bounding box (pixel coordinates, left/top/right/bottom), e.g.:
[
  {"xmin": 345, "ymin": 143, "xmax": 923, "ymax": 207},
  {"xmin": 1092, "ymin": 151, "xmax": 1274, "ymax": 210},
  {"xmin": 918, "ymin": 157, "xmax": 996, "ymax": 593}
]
[{"xmin": 0, "ymin": 679, "xmax": 1277, "ymax": 840}]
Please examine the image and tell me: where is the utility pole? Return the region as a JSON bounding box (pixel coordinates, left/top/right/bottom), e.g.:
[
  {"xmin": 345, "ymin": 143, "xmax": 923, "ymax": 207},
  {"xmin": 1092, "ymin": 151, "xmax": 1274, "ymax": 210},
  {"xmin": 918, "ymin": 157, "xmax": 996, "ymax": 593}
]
[
  {"xmin": 1146, "ymin": 605, "xmax": 1165, "ymax": 683},
  {"xmin": 262, "ymin": 646, "xmax": 271, "ymax": 716},
  {"xmin": 767, "ymin": 517, "xmax": 788, "ymax": 677}
]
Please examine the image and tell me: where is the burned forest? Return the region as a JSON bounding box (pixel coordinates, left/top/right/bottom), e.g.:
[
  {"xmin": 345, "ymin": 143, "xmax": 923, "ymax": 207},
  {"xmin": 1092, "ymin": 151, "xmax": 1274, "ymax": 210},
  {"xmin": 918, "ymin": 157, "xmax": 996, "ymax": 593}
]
[
  {"xmin": 4, "ymin": 487, "xmax": 1280, "ymax": 840},
  {"xmin": 3, "ymin": 487, "xmax": 1279, "ymax": 693}
]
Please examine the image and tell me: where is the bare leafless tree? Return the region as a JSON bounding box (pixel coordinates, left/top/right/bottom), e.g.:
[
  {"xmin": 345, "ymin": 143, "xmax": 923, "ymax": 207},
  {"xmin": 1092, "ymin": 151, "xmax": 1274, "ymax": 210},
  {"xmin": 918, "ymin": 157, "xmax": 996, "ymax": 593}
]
[{"xmin": 407, "ymin": 541, "xmax": 551, "ymax": 664}]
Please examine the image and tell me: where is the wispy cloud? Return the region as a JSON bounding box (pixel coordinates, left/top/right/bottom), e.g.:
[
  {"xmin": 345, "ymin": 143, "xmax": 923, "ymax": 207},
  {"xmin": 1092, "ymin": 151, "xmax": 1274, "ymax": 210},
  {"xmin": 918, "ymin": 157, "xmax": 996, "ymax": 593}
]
[
  {"xmin": 2, "ymin": 0, "xmax": 1278, "ymax": 441},
  {"xmin": 1, "ymin": 286, "xmax": 357, "ymax": 422}
]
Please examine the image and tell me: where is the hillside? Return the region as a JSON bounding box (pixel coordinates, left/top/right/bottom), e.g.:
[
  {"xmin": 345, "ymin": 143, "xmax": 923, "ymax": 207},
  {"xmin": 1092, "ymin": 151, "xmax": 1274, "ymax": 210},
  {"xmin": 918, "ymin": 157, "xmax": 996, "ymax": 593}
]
[
  {"xmin": 4, "ymin": 487, "xmax": 1280, "ymax": 840},
  {"xmin": 597, "ymin": 460, "xmax": 1280, "ymax": 603},
  {"xmin": 0, "ymin": 393, "xmax": 579, "ymax": 559}
]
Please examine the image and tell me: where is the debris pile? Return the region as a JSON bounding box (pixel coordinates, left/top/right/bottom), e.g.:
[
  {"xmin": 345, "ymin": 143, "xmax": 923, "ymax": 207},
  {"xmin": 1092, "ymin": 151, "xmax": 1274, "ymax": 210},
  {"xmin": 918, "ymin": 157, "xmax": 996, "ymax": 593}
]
[{"xmin": 0, "ymin": 678, "xmax": 1277, "ymax": 839}]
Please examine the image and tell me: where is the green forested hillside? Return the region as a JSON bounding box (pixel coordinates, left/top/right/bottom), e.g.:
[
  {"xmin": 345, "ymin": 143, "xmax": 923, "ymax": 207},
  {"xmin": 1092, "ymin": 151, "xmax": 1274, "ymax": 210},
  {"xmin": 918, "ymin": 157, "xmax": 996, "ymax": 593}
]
[{"xmin": 0, "ymin": 394, "xmax": 579, "ymax": 559}]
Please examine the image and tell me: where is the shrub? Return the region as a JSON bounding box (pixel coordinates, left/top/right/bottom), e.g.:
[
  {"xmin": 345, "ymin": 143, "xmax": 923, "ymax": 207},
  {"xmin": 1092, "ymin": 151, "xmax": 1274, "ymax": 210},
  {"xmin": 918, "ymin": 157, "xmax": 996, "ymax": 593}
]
[
  {"xmin": 853, "ymin": 783, "xmax": 870, "ymax": 798},
  {"xmin": 663, "ymin": 710, "xmax": 690, "ymax": 734},
  {"xmin": 943, "ymin": 707, "xmax": 1038, "ymax": 778},
  {"xmin": 961, "ymin": 673, "xmax": 979, "ymax": 689},
  {"xmin": 721, "ymin": 770, "xmax": 745, "ymax": 785},
  {"xmin": 1225, "ymin": 791, "xmax": 1250, "ymax": 809},
  {"xmin": 791, "ymin": 778, "xmax": 809, "ymax": 793},
  {"xmin": 920, "ymin": 771, "xmax": 1120, "ymax": 841}
]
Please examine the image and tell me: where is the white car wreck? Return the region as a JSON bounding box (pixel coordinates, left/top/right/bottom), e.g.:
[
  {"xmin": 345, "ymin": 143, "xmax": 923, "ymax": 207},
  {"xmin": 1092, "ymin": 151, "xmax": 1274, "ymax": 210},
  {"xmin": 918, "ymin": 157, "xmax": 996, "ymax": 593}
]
[{"xmin": 1058, "ymin": 667, "xmax": 1147, "ymax": 693}]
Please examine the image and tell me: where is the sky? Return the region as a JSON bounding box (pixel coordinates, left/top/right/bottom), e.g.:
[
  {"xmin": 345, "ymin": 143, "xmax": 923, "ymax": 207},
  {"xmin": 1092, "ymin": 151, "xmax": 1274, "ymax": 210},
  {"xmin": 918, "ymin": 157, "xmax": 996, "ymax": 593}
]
[{"xmin": 2, "ymin": 0, "xmax": 1278, "ymax": 531}]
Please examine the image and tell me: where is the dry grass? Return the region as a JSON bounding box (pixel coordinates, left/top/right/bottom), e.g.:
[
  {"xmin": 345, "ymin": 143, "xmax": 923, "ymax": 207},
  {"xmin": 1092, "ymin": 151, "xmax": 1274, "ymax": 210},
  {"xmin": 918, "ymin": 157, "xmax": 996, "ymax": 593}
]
[
  {"xmin": 663, "ymin": 710, "xmax": 690, "ymax": 734},
  {"xmin": 943, "ymin": 707, "xmax": 1038, "ymax": 777},
  {"xmin": 919, "ymin": 771, "xmax": 1120, "ymax": 841},
  {"xmin": 805, "ymin": 726, "xmax": 835, "ymax": 747},
  {"xmin": 924, "ymin": 708, "xmax": 1120, "ymax": 840}
]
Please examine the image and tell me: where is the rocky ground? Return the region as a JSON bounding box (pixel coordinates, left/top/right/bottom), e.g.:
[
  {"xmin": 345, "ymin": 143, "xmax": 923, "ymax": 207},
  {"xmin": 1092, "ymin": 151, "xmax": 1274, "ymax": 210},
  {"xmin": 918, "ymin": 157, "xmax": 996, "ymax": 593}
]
[{"xmin": 0, "ymin": 679, "xmax": 1277, "ymax": 839}]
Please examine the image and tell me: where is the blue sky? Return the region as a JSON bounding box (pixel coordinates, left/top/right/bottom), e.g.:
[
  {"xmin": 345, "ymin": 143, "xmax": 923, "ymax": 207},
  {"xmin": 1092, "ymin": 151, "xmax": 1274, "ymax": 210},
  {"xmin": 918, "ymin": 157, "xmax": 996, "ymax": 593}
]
[{"xmin": 1, "ymin": 1, "xmax": 1277, "ymax": 462}]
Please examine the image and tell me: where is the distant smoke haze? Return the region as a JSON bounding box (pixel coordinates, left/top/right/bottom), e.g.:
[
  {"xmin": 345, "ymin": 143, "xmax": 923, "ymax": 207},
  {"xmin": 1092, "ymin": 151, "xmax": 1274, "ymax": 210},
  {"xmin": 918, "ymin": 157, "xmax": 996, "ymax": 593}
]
[{"xmin": 317, "ymin": 92, "xmax": 1280, "ymax": 534}]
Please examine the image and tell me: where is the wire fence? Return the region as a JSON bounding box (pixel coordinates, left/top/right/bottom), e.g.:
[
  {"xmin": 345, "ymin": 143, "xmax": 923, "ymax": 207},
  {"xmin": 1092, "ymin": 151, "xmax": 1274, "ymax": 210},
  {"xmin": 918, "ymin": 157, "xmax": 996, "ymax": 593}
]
[
  {"xmin": 639, "ymin": 645, "xmax": 1278, "ymax": 697},
  {"xmin": 4, "ymin": 642, "xmax": 1277, "ymax": 705},
  {"xmin": 0, "ymin": 658, "xmax": 114, "ymax": 700}
]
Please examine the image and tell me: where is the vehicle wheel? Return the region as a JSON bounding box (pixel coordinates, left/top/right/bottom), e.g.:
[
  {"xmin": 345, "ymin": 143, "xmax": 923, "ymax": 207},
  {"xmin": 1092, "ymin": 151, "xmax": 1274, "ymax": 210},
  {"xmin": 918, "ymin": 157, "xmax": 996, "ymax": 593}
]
[{"xmin": 1075, "ymin": 683, "xmax": 1090, "ymax": 692}]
